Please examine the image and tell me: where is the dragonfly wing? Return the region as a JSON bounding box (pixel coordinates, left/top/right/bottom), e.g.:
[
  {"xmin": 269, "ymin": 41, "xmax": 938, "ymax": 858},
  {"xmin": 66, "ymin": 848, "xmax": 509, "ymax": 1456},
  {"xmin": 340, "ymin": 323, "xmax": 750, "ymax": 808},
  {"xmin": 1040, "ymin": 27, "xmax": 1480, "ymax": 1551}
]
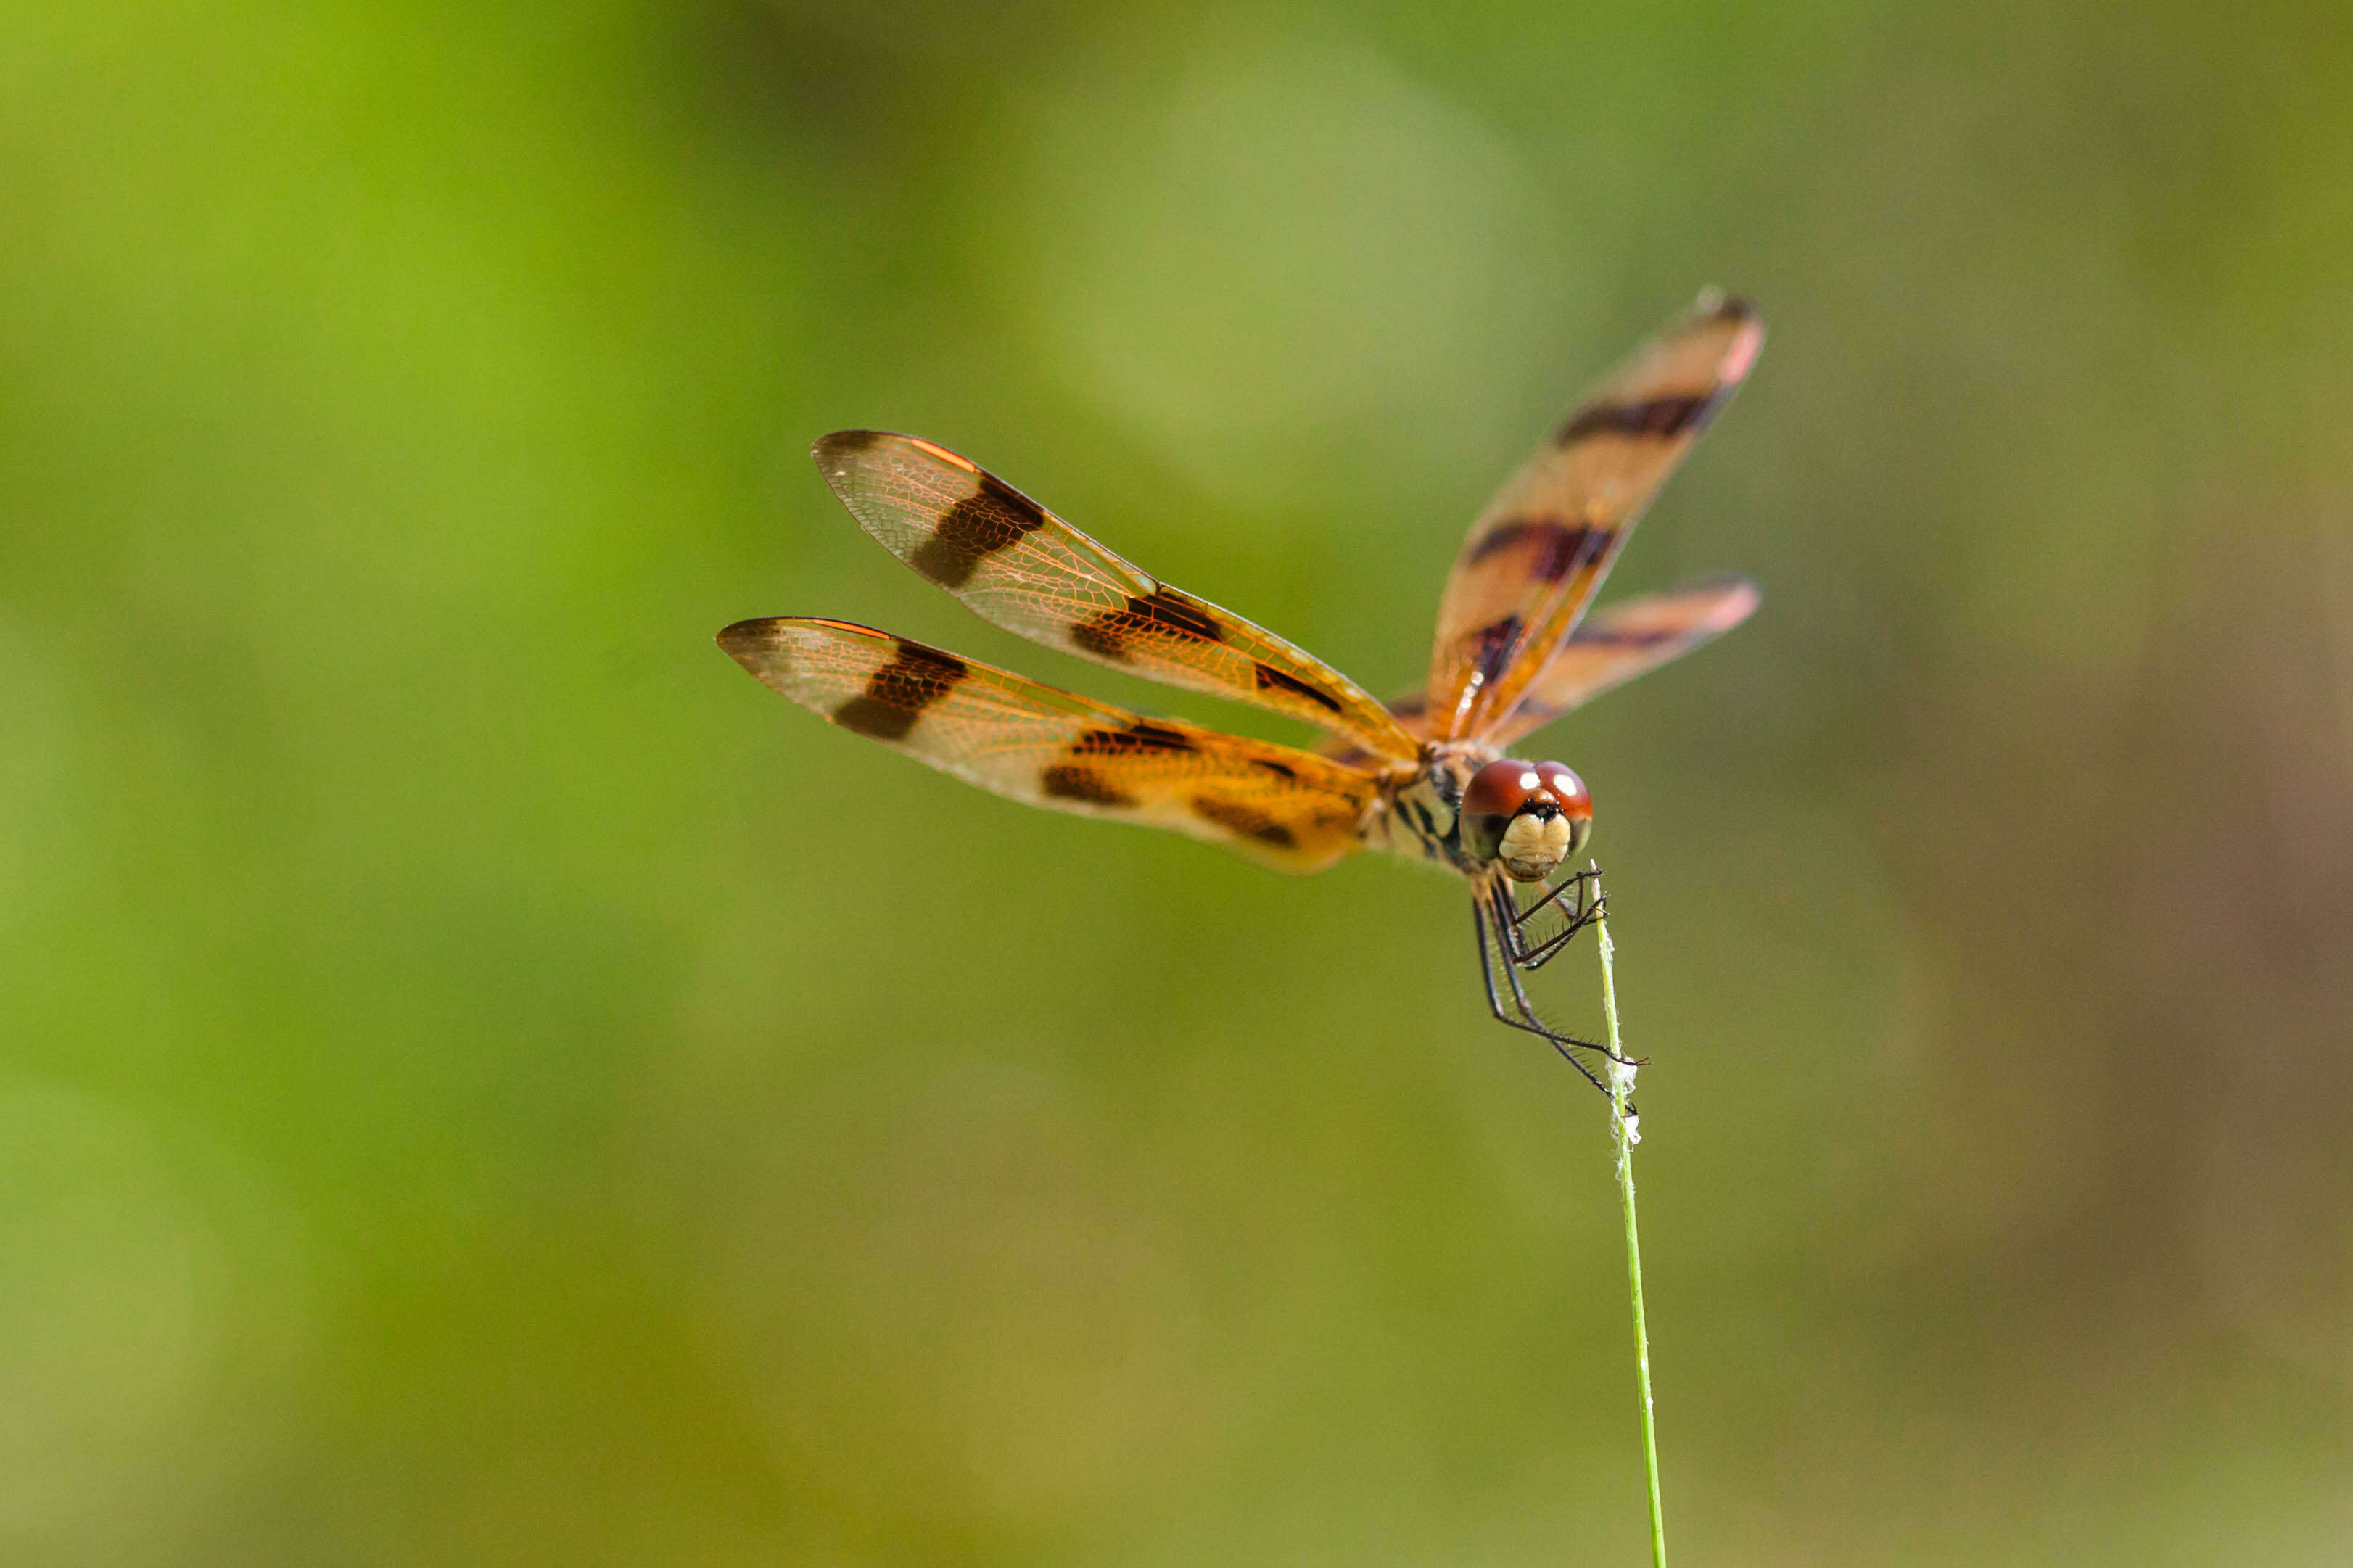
[
  {"xmin": 814, "ymin": 432, "xmax": 1422, "ymax": 764},
  {"xmin": 1323, "ymin": 577, "xmax": 1759, "ymax": 765},
  {"xmin": 720, "ymin": 616, "xmax": 1379, "ymax": 874},
  {"xmin": 1423, "ymin": 294, "xmax": 1763, "ymax": 742}
]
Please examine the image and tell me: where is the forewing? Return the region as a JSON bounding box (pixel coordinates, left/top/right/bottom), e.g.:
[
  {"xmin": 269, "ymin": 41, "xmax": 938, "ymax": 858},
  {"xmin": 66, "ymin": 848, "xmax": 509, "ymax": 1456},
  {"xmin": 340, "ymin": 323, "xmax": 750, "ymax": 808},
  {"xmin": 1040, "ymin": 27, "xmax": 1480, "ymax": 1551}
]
[
  {"xmin": 1424, "ymin": 294, "xmax": 1764, "ymax": 741},
  {"xmin": 813, "ymin": 432, "xmax": 1420, "ymax": 764},
  {"xmin": 1322, "ymin": 577, "xmax": 1760, "ymax": 767},
  {"xmin": 719, "ymin": 616, "xmax": 1377, "ymax": 873}
]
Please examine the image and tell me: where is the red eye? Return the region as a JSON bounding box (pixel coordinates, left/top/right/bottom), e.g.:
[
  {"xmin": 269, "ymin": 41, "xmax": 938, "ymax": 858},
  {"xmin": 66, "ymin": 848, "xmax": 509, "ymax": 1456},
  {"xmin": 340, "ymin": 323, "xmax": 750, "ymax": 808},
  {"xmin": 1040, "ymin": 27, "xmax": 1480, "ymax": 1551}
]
[
  {"xmin": 1535, "ymin": 762, "xmax": 1591, "ymax": 819},
  {"xmin": 1464, "ymin": 759, "xmax": 1543, "ymax": 820}
]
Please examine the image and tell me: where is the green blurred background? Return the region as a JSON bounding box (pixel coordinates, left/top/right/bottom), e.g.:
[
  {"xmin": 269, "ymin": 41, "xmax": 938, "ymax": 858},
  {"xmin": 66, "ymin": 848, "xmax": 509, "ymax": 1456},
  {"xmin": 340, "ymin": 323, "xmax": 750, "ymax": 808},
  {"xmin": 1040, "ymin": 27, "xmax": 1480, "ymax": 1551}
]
[{"xmin": 6, "ymin": 1, "xmax": 2351, "ymax": 1563}]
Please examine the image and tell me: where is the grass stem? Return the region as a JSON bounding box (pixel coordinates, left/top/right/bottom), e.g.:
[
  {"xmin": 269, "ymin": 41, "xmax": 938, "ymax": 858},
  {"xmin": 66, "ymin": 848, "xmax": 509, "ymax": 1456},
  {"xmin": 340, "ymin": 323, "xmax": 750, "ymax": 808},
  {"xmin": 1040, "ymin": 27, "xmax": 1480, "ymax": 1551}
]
[{"xmin": 1594, "ymin": 874, "xmax": 1666, "ymax": 1568}]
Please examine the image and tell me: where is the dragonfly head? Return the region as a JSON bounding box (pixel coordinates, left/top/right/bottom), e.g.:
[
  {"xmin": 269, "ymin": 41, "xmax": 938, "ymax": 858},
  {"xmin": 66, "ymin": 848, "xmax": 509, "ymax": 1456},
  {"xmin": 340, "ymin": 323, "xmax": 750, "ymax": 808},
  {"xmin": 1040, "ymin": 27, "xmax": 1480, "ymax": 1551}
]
[{"xmin": 1462, "ymin": 759, "xmax": 1591, "ymax": 883}]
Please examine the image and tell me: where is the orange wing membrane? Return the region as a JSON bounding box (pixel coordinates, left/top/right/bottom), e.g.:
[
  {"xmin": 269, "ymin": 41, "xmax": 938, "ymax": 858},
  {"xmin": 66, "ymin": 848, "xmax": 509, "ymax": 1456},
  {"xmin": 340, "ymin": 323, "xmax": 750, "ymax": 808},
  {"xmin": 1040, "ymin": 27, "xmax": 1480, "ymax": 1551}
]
[
  {"xmin": 1425, "ymin": 294, "xmax": 1764, "ymax": 743},
  {"xmin": 719, "ymin": 617, "xmax": 1377, "ymax": 873},
  {"xmin": 1369, "ymin": 575, "xmax": 1760, "ymax": 749},
  {"xmin": 814, "ymin": 432, "xmax": 1422, "ymax": 764},
  {"xmin": 1487, "ymin": 573, "xmax": 1760, "ymax": 743}
]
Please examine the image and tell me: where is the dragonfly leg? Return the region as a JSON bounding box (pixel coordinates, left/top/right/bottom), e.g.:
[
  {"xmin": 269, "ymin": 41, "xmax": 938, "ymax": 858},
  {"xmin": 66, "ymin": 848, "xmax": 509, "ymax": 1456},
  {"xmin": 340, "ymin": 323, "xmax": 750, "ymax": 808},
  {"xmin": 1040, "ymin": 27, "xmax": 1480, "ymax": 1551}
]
[
  {"xmin": 1499, "ymin": 872, "xmax": 1607, "ymax": 971},
  {"xmin": 1505, "ymin": 867, "xmax": 1600, "ymax": 931},
  {"xmin": 1486, "ymin": 888, "xmax": 1640, "ymax": 1067},
  {"xmin": 1510, "ymin": 898, "xmax": 1605, "ymax": 970},
  {"xmin": 1471, "ymin": 898, "xmax": 1620, "ymax": 1092}
]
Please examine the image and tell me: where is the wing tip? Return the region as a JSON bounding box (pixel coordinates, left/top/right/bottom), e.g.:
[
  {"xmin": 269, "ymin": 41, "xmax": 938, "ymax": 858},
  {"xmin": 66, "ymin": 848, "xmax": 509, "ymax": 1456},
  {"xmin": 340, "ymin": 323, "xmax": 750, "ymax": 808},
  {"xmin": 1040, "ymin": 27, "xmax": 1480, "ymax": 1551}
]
[
  {"xmin": 717, "ymin": 614, "xmax": 897, "ymax": 667},
  {"xmin": 1689, "ymin": 290, "xmax": 1765, "ymax": 384},
  {"xmin": 717, "ymin": 616, "xmax": 781, "ymax": 653},
  {"xmin": 1671, "ymin": 572, "xmax": 1763, "ymax": 626},
  {"xmin": 812, "ymin": 429, "xmax": 888, "ymax": 462},
  {"xmin": 1715, "ymin": 574, "xmax": 1763, "ymax": 628},
  {"xmin": 717, "ymin": 618, "xmax": 803, "ymax": 680},
  {"xmin": 1692, "ymin": 288, "xmax": 1760, "ymax": 323},
  {"xmin": 1694, "ymin": 294, "xmax": 1769, "ymax": 388},
  {"xmin": 811, "ymin": 430, "xmax": 910, "ymax": 495}
]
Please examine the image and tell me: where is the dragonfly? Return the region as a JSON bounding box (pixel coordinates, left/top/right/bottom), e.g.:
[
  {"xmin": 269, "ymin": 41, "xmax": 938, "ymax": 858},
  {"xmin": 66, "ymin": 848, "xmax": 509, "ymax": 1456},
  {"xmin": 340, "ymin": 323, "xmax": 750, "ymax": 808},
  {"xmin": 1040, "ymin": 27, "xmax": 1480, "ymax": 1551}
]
[{"xmin": 720, "ymin": 294, "xmax": 1763, "ymax": 1091}]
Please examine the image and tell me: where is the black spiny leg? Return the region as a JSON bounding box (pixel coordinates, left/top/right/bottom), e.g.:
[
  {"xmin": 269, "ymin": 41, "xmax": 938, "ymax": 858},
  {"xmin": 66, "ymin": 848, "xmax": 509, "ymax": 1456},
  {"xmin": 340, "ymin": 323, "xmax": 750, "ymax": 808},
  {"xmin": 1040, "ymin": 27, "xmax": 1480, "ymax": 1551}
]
[
  {"xmin": 1486, "ymin": 886, "xmax": 1640, "ymax": 1070},
  {"xmin": 1472, "ymin": 898, "xmax": 1615, "ymax": 1094},
  {"xmin": 1499, "ymin": 870, "xmax": 1605, "ymax": 971},
  {"xmin": 1510, "ymin": 895, "xmax": 1605, "ymax": 970},
  {"xmin": 1509, "ymin": 867, "xmax": 1599, "ymax": 932}
]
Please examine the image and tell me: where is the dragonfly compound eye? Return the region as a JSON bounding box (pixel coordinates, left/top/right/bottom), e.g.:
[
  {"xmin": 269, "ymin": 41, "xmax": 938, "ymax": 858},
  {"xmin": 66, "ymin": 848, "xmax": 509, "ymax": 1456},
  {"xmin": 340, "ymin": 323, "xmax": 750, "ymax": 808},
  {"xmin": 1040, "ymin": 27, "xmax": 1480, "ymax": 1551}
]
[{"xmin": 1462, "ymin": 758, "xmax": 1592, "ymax": 881}]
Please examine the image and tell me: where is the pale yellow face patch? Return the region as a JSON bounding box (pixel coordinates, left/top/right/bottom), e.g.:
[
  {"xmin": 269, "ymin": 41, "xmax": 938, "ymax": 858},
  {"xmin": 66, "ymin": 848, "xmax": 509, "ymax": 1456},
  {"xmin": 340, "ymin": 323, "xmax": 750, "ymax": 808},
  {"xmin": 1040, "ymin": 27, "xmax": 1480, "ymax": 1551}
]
[{"xmin": 1498, "ymin": 812, "xmax": 1572, "ymax": 881}]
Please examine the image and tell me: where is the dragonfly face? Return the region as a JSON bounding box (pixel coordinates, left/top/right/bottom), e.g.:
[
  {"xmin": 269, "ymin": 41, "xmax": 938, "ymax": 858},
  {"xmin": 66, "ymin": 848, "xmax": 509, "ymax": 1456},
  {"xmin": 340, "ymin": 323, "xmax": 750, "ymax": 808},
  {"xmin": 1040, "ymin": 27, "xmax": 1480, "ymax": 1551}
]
[
  {"xmin": 722, "ymin": 292, "xmax": 1763, "ymax": 1092},
  {"xmin": 1463, "ymin": 758, "xmax": 1591, "ymax": 882}
]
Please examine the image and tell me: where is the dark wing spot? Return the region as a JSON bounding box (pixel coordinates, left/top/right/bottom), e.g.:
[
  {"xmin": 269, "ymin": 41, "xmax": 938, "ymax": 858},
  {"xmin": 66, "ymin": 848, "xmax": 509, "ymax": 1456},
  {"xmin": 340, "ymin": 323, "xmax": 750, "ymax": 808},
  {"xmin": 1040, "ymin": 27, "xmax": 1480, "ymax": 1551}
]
[
  {"xmin": 1192, "ymin": 796, "xmax": 1295, "ymax": 847},
  {"xmin": 1071, "ymin": 587, "xmax": 1229, "ymax": 661},
  {"xmin": 1122, "ymin": 721, "xmax": 1197, "ymax": 752},
  {"xmin": 1466, "ymin": 518, "xmax": 1605, "ymax": 582},
  {"xmin": 1047, "ymin": 722, "xmax": 1200, "ymax": 804},
  {"xmin": 1575, "ymin": 623, "xmax": 1680, "ymax": 649},
  {"xmin": 832, "ymin": 701, "xmax": 910, "ymax": 740},
  {"xmin": 1468, "ymin": 615, "xmax": 1522, "ymax": 687},
  {"xmin": 1042, "ymin": 764, "xmax": 1135, "ymax": 806},
  {"xmin": 1556, "ymin": 393, "xmax": 1715, "ymax": 445},
  {"xmin": 1252, "ymin": 662, "xmax": 1344, "ymax": 714},
  {"xmin": 1252, "ymin": 758, "xmax": 1298, "ymax": 780},
  {"xmin": 831, "ymin": 641, "xmax": 967, "ymax": 740},
  {"xmin": 1070, "ymin": 721, "xmax": 1197, "ymax": 756},
  {"xmin": 1132, "ymin": 589, "xmax": 1225, "ymax": 640},
  {"xmin": 833, "ymin": 701, "xmax": 917, "ymax": 741},
  {"xmin": 906, "ymin": 474, "xmax": 1046, "ymax": 589}
]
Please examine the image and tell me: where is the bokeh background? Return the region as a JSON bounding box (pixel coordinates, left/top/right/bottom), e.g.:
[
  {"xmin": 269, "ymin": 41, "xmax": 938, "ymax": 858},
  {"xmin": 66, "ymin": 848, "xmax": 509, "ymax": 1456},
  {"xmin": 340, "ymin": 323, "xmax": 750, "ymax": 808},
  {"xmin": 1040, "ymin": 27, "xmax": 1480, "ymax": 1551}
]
[{"xmin": 6, "ymin": 1, "xmax": 2352, "ymax": 1563}]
